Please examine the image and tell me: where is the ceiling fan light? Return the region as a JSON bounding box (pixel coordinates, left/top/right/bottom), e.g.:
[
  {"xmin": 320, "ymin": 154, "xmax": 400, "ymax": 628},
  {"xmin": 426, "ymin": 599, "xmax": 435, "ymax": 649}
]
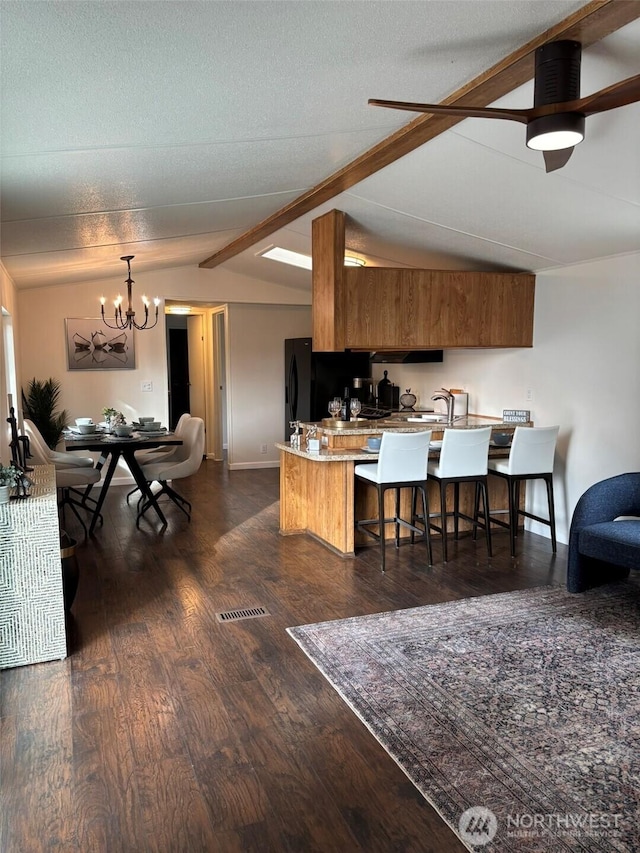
[{"xmin": 526, "ymin": 112, "xmax": 585, "ymax": 151}]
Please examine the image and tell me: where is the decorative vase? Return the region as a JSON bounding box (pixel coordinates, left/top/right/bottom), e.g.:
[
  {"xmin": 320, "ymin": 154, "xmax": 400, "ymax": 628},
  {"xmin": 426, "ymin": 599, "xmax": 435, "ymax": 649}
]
[
  {"xmin": 399, "ymin": 389, "xmax": 417, "ymax": 411},
  {"xmin": 0, "ymin": 485, "xmax": 11, "ymax": 504}
]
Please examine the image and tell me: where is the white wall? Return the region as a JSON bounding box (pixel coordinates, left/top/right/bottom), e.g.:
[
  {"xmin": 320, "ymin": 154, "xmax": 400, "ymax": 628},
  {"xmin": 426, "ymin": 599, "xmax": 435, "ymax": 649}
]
[
  {"xmin": 372, "ymin": 252, "xmax": 640, "ymax": 544},
  {"xmin": 1, "ymin": 263, "xmax": 19, "ymax": 462},
  {"xmin": 16, "ymin": 264, "xmax": 311, "ymax": 474},
  {"xmin": 226, "ymin": 303, "xmax": 312, "ymax": 468}
]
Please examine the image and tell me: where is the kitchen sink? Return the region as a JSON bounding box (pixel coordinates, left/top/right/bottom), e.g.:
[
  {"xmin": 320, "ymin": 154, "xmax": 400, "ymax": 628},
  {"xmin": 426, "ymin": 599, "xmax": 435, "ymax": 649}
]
[{"xmin": 405, "ymin": 414, "xmax": 448, "ymax": 422}]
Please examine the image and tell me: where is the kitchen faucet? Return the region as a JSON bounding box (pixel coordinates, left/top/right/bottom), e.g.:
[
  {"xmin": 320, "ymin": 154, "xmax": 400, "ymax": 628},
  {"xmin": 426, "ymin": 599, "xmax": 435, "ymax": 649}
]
[{"xmin": 431, "ymin": 389, "xmax": 455, "ymax": 425}]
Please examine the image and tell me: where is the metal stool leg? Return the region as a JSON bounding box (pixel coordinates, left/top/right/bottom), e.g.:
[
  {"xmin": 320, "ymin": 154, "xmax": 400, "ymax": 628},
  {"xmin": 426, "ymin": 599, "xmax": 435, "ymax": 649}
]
[
  {"xmin": 545, "ymin": 474, "xmax": 557, "ymax": 552},
  {"xmin": 440, "ymin": 481, "xmax": 448, "ymax": 563},
  {"xmin": 378, "ymin": 484, "xmax": 386, "ymax": 573}
]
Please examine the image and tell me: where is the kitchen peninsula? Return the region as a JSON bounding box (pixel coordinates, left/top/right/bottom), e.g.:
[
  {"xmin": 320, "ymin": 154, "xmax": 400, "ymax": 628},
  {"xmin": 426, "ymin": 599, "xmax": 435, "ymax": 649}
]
[{"xmin": 277, "ymin": 414, "xmax": 529, "ymax": 556}]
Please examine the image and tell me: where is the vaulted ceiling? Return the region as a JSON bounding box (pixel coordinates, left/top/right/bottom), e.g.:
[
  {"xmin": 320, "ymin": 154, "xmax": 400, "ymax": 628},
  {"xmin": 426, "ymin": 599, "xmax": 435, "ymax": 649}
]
[{"xmin": 1, "ymin": 1, "xmax": 639, "ymax": 293}]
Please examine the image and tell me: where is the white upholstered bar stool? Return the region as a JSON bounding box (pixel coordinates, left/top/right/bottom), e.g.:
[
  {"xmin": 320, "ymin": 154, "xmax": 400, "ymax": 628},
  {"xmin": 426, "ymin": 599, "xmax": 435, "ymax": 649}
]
[
  {"xmin": 354, "ymin": 430, "xmax": 432, "ymax": 572},
  {"xmin": 486, "ymin": 425, "xmax": 559, "ymax": 557},
  {"xmin": 425, "ymin": 427, "xmax": 493, "ymax": 563}
]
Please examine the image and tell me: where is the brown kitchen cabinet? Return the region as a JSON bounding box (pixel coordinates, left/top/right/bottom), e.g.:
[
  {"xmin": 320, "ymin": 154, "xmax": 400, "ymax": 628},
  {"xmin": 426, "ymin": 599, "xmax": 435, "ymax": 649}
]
[
  {"xmin": 344, "ymin": 267, "xmax": 535, "ymax": 350},
  {"xmin": 312, "ymin": 209, "xmax": 535, "ymax": 351}
]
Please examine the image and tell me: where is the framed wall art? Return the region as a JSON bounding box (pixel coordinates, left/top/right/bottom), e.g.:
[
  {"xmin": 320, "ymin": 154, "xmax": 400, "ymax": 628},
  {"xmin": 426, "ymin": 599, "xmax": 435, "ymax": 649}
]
[{"xmin": 65, "ymin": 318, "xmax": 135, "ymax": 371}]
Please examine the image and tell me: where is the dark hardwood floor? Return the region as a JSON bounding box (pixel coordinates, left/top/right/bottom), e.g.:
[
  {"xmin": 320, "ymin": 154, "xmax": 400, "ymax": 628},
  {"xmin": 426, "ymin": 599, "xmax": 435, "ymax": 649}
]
[{"xmin": 1, "ymin": 460, "xmax": 566, "ymax": 852}]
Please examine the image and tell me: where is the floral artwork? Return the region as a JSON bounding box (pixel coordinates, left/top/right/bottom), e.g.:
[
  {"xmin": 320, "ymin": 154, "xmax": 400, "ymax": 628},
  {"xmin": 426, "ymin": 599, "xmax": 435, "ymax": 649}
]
[{"xmin": 65, "ymin": 318, "xmax": 135, "ymax": 370}]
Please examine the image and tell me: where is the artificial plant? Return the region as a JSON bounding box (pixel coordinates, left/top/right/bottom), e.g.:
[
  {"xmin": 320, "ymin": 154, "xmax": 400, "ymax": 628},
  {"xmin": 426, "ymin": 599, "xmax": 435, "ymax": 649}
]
[{"xmin": 21, "ymin": 377, "xmax": 69, "ymax": 449}]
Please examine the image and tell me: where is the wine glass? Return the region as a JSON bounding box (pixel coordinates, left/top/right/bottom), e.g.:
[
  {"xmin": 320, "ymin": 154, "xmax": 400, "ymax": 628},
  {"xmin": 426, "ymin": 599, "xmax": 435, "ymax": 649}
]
[
  {"xmin": 328, "ymin": 399, "xmax": 341, "ymax": 418},
  {"xmin": 350, "ymin": 399, "xmax": 362, "ymax": 420}
]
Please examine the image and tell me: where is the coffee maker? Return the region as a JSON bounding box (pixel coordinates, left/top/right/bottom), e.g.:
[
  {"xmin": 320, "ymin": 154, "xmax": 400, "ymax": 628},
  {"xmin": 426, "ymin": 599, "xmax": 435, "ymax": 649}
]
[{"xmin": 351, "ymin": 377, "xmax": 376, "ymax": 406}]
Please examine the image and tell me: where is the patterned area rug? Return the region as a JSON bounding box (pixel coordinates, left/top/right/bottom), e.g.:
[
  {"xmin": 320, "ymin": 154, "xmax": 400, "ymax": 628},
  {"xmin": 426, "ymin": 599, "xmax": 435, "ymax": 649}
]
[{"xmin": 287, "ymin": 584, "xmax": 640, "ymax": 852}]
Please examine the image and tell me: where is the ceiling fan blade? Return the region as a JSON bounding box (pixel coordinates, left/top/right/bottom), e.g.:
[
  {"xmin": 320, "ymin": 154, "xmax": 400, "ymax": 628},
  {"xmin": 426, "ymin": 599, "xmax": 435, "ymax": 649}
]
[
  {"xmin": 572, "ymin": 73, "xmax": 640, "ymax": 116},
  {"xmin": 543, "ymin": 147, "xmax": 574, "ymax": 173},
  {"xmin": 368, "ymin": 99, "xmax": 531, "ymax": 124}
]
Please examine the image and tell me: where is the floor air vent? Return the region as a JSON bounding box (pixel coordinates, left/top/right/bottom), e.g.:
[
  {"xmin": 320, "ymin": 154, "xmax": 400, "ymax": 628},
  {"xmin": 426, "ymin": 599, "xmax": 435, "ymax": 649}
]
[{"xmin": 216, "ymin": 606, "xmax": 269, "ymax": 623}]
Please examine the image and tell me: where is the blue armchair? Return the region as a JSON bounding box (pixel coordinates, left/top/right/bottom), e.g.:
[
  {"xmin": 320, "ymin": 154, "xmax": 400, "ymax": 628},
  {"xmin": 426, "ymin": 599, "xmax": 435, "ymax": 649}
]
[{"xmin": 567, "ymin": 473, "xmax": 640, "ymax": 593}]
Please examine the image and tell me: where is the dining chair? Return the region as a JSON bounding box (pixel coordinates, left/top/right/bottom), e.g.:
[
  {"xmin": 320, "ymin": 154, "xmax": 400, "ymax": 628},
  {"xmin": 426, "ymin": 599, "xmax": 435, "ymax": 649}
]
[
  {"xmin": 56, "ymin": 466, "xmax": 103, "ymax": 537},
  {"xmin": 126, "ymin": 412, "xmax": 192, "ymax": 504},
  {"xmin": 137, "ymin": 417, "xmax": 205, "ymax": 524},
  {"xmin": 354, "ymin": 430, "xmax": 432, "ymax": 572},
  {"xmin": 24, "ymin": 423, "xmax": 103, "ymax": 536},
  {"xmin": 424, "ymin": 426, "xmax": 493, "ymax": 562},
  {"xmin": 486, "ymin": 425, "xmax": 559, "ymax": 557},
  {"xmin": 25, "ymin": 419, "xmax": 94, "ymax": 469}
]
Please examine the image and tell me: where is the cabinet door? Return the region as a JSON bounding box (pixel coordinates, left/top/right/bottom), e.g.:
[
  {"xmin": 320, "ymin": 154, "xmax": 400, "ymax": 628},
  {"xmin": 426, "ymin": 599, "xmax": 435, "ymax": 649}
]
[{"xmin": 345, "ymin": 268, "xmax": 403, "ymax": 348}]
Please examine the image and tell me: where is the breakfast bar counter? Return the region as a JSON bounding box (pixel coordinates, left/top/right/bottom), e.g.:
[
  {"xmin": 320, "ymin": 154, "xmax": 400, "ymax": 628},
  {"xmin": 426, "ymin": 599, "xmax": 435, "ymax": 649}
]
[{"xmin": 277, "ymin": 415, "xmax": 528, "ymax": 556}]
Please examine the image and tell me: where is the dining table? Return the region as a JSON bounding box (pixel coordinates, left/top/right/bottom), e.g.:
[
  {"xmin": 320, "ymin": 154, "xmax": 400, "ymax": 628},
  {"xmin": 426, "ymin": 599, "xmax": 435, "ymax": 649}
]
[{"xmin": 63, "ymin": 430, "xmax": 183, "ymax": 533}]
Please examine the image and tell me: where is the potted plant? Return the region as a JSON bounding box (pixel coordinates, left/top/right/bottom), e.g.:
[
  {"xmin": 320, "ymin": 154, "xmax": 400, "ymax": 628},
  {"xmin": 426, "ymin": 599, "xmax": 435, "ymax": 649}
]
[
  {"xmin": 22, "ymin": 377, "xmax": 69, "ymax": 449},
  {"xmin": 102, "ymin": 407, "xmax": 125, "ymax": 432},
  {"xmin": 0, "ymin": 462, "xmax": 20, "ymax": 504}
]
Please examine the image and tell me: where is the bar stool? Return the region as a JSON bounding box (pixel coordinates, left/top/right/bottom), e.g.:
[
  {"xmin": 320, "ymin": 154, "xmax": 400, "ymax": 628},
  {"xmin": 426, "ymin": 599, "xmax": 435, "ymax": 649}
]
[
  {"xmin": 355, "ymin": 430, "xmax": 432, "ymax": 572},
  {"xmin": 425, "ymin": 427, "xmax": 492, "ymax": 562},
  {"xmin": 486, "ymin": 425, "xmax": 559, "ymax": 556}
]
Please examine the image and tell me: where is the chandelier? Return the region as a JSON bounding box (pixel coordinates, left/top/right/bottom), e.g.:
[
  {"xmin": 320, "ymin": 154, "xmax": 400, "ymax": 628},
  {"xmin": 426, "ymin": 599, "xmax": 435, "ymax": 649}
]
[{"xmin": 100, "ymin": 255, "xmax": 160, "ymax": 331}]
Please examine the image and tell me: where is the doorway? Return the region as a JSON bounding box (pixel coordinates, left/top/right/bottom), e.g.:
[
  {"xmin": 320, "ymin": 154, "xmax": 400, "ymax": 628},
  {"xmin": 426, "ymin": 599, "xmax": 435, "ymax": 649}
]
[
  {"xmin": 165, "ymin": 304, "xmax": 227, "ymax": 461},
  {"xmin": 166, "ymin": 321, "xmax": 190, "ymax": 429}
]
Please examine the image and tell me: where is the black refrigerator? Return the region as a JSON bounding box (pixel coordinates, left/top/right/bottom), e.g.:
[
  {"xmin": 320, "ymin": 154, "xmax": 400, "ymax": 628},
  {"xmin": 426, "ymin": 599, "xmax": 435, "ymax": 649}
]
[{"xmin": 285, "ymin": 338, "xmax": 371, "ymax": 439}]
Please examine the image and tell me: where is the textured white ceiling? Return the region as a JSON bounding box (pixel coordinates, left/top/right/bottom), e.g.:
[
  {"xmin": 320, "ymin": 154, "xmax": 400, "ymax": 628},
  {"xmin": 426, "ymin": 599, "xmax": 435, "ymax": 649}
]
[{"xmin": 1, "ymin": 0, "xmax": 638, "ymax": 291}]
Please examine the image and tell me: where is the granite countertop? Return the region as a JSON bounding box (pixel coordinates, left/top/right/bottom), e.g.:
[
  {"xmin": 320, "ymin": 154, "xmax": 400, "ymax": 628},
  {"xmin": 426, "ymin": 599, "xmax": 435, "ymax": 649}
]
[
  {"xmin": 275, "ymin": 443, "xmax": 380, "ymax": 462},
  {"xmin": 304, "ymin": 414, "xmax": 523, "ymax": 437},
  {"xmin": 275, "ymin": 441, "xmax": 512, "ymax": 463}
]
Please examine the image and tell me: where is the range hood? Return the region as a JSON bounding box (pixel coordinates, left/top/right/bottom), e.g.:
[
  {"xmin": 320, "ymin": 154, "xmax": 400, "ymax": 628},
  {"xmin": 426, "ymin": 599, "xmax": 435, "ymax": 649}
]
[{"xmin": 370, "ymin": 350, "xmax": 444, "ymax": 364}]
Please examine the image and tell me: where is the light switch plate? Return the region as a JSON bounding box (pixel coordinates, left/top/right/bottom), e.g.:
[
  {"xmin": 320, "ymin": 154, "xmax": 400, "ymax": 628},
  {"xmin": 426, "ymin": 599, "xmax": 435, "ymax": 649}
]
[{"xmin": 141, "ymin": 380, "xmax": 153, "ymax": 392}]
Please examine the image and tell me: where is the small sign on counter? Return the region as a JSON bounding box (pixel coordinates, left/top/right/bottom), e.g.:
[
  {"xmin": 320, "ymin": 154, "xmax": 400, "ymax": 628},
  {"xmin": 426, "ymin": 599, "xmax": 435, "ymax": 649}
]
[{"xmin": 503, "ymin": 409, "xmax": 531, "ymax": 423}]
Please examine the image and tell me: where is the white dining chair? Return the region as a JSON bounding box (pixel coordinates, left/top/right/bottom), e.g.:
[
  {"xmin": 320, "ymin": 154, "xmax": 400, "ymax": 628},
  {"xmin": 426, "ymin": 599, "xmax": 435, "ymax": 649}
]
[
  {"xmin": 24, "ymin": 422, "xmax": 102, "ymax": 536},
  {"xmin": 486, "ymin": 425, "xmax": 559, "ymax": 556},
  {"xmin": 354, "ymin": 430, "xmax": 432, "ymax": 572},
  {"xmin": 137, "ymin": 417, "xmax": 205, "ymax": 524},
  {"xmin": 56, "ymin": 466, "xmax": 103, "ymax": 537},
  {"xmin": 127, "ymin": 413, "xmax": 192, "ymax": 504},
  {"xmin": 25, "ymin": 419, "xmax": 95, "ymax": 468}
]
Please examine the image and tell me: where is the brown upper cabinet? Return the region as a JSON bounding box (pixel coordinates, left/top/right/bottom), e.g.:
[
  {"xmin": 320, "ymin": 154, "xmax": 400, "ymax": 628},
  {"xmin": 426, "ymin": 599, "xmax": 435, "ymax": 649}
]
[{"xmin": 312, "ymin": 210, "xmax": 535, "ymax": 352}]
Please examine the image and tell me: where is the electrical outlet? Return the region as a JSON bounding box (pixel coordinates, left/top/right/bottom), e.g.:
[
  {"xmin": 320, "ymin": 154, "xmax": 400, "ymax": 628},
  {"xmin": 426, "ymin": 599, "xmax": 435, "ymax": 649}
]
[
  {"xmin": 526, "ymin": 388, "xmax": 533, "ymax": 402},
  {"xmin": 141, "ymin": 380, "xmax": 153, "ymax": 392},
  {"xmin": 260, "ymin": 443, "xmax": 268, "ymax": 454}
]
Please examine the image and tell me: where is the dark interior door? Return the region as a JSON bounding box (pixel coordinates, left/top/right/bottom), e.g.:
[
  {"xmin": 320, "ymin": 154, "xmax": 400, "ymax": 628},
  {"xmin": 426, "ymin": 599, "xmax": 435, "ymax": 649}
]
[{"xmin": 168, "ymin": 327, "xmax": 190, "ymax": 429}]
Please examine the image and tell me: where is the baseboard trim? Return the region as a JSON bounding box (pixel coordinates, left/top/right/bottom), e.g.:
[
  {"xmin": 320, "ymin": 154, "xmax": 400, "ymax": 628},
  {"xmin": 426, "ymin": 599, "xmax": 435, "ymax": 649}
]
[{"xmin": 228, "ymin": 460, "xmax": 280, "ymax": 470}]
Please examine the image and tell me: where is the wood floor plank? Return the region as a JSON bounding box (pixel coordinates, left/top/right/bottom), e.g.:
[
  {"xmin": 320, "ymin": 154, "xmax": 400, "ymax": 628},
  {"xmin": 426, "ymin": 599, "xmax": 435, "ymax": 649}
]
[{"xmin": 0, "ymin": 459, "xmax": 568, "ymax": 852}]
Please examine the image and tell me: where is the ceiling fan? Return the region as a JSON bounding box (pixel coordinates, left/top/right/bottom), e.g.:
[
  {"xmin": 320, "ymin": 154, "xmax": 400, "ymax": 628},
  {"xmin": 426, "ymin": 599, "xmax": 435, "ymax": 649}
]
[{"xmin": 369, "ymin": 41, "xmax": 640, "ymax": 172}]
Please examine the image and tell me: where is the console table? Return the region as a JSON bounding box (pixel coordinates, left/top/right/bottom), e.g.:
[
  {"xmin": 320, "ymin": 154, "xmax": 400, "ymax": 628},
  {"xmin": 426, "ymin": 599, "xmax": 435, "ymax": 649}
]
[{"xmin": 0, "ymin": 464, "xmax": 66, "ymax": 669}]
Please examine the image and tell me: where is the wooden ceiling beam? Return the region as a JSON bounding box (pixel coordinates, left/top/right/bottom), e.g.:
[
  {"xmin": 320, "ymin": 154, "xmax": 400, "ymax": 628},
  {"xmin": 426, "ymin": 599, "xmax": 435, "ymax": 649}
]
[{"xmin": 200, "ymin": 1, "xmax": 640, "ymax": 270}]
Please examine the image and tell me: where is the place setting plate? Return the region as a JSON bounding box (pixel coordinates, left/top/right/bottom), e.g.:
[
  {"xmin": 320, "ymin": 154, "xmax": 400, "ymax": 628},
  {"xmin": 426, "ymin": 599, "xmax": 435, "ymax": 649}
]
[{"xmin": 360, "ymin": 446, "xmax": 379, "ymax": 454}]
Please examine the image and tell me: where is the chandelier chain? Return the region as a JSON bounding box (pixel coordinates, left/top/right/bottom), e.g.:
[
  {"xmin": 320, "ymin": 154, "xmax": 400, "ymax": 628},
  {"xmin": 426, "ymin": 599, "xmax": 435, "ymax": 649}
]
[{"xmin": 100, "ymin": 256, "xmax": 160, "ymax": 331}]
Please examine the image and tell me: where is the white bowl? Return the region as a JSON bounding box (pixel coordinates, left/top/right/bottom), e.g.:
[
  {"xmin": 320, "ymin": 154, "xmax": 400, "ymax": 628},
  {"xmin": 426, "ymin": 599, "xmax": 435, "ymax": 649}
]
[
  {"xmin": 114, "ymin": 426, "xmax": 134, "ymax": 437},
  {"xmin": 139, "ymin": 416, "xmax": 156, "ymax": 423},
  {"xmin": 77, "ymin": 423, "xmax": 97, "ymax": 434},
  {"xmin": 75, "ymin": 417, "xmax": 93, "ymax": 426},
  {"xmin": 142, "ymin": 421, "xmax": 162, "ymax": 431}
]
